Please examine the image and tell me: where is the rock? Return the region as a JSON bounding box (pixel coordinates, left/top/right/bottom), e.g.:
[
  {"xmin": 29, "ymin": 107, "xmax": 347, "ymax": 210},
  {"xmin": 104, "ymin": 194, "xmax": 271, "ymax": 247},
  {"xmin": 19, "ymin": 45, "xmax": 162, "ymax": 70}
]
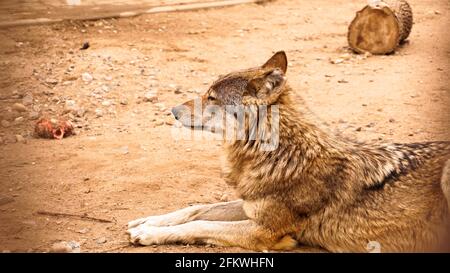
[
  {"xmin": 154, "ymin": 120, "xmax": 164, "ymax": 126},
  {"xmin": 366, "ymin": 122, "xmax": 375, "ymax": 128},
  {"xmin": 389, "ymin": 118, "xmax": 395, "ymax": 123},
  {"xmin": 339, "ymin": 53, "xmax": 352, "ymax": 60},
  {"xmin": 169, "ymin": 84, "xmax": 182, "ymax": 94},
  {"xmin": 45, "ymin": 78, "xmax": 58, "ymax": 85},
  {"xmin": 14, "ymin": 117, "xmax": 24, "ymax": 124},
  {"xmin": 120, "ymin": 98, "xmax": 128, "ymax": 105},
  {"xmin": 43, "ymin": 89, "xmax": 55, "ymax": 96},
  {"xmin": 96, "ymin": 237, "xmax": 107, "ymax": 244},
  {"xmin": 80, "ymin": 41, "xmax": 90, "ymax": 50},
  {"xmin": 64, "ymin": 100, "xmax": 79, "ymax": 115},
  {"xmin": 29, "ymin": 111, "xmax": 40, "ymax": 120},
  {"xmin": 12, "ymin": 90, "xmax": 21, "ymax": 97},
  {"xmin": 219, "ymin": 193, "xmax": 230, "ymax": 202},
  {"xmin": 355, "ymin": 127, "xmax": 362, "ymax": 132},
  {"xmin": 81, "ymin": 72, "xmax": 93, "ymax": 82},
  {"xmin": 165, "ymin": 119, "xmax": 174, "ymax": 126},
  {"xmin": 143, "ymin": 90, "xmax": 158, "ymax": 102},
  {"xmin": 76, "ymin": 107, "xmax": 86, "ymax": 117},
  {"xmin": 15, "ymin": 135, "xmax": 26, "ymax": 143},
  {"xmin": 95, "ymin": 109, "xmax": 103, "ymax": 117},
  {"xmin": 101, "ymin": 85, "xmax": 110, "ymax": 92},
  {"xmin": 22, "ymin": 94, "xmax": 33, "ymax": 106},
  {"xmin": 0, "ymin": 194, "xmax": 14, "ymax": 206},
  {"xmin": 12, "ymin": 103, "xmax": 27, "ymax": 112},
  {"xmin": 154, "ymin": 103, "xmax": 166, "ymax": 112},
  {"xmin": 101, "ymin": 100, "xmax": 111, "ymax": 107},
  {"xmin": 119, "ymin": 146, "xmax": 129, "ymax": 155},
  {"xmin": 77, "ymin": 228, "xmax": 89, "ymax": 234},
  {"xmin": 338, "ymin": 79, "xmax": 348, "ymax": 84},
  {"xmin": 49, "ymin": 242, "xmax": 70, "ymax": 254},
  {"xmin": 1, "ymin": 120, "xmax": 10, "ymax": 128},
  {"xmin": 104, "ymin": 75, "xmax": 113, "ymax": 81},
  {"xmin": 50, "ymin": 241, "xmax": 80, "ymax": 253},
  {"xmin": 331, "ymin": 58, "xmax": 344, "ymax": 64}
]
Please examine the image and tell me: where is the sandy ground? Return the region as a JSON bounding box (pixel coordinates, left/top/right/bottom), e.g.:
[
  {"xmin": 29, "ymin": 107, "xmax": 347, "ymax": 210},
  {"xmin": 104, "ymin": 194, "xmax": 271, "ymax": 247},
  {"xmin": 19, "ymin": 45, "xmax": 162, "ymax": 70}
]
[{"xmin": 0, "ymin": 0, "xmax": 449, "ymax": 253}]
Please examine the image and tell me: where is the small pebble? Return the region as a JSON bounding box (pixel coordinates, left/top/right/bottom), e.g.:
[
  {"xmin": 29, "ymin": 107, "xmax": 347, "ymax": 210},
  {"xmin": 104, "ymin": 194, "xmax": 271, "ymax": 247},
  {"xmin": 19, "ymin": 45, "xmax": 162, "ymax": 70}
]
[
  {"xmin": 12, "ymin": 103, "xmax": 27, "ymax": 112},
  {"xmin": 96, "ymin": 237, "xmax": 107, "ymax": 244},
  {"xmin": 22, "ymin": 94, "xmax": 33, "ymax": 106},
  {"xmin": 15, "ymin": 135, "xmax": 26, "ymax": 143},
  {"xmin": 29, "ymin": 111, "xmax": 40, "ymax": 120},
  {"xmin": 143, "ymin": 90, "xmax": 158, "ymax": 102},
  {"xmin": 14, "ymin": 117, "xmax": 24, "ymax": 124},
  {"xmin": 95, "ymin": 109, "xmax": 103, "ymax": 117},
  {"xmin": 50, "ymin": 241, "xmax": 80, "ymax": 253},
  {"xmin": 82, "ymin": 72, "xmax": 93, "ymax": 82}
]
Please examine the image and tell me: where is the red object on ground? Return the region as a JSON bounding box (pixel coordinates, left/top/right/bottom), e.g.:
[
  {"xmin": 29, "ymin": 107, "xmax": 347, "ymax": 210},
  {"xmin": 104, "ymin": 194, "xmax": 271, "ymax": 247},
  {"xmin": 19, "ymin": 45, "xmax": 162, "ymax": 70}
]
[{"xmin": 35, "ymin": 118, "xmax": 74, "ymax": 140}]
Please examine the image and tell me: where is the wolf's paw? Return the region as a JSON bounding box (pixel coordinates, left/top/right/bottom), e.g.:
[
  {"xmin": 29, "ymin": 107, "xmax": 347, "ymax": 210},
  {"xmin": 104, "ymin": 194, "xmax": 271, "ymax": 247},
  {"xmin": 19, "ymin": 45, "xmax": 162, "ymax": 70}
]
[
  {"xmin": 271, "ymin": 235, "xmax": 298, "ymax": 250},
  {"xmin": 127, "ymin": 225, "xmax": 165, "ymax": 246}
]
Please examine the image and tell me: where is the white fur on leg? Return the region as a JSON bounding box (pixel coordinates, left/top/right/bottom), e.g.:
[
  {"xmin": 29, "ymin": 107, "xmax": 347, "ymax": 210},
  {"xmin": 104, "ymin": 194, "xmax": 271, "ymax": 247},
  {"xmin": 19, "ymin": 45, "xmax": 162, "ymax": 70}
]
[
  {"xmin": 127, "ymin": 200, "xmax": 245, "ymax": 228},
  {"xmin": 127, "ymin": 204, "xmax": 211, "ymax": 228},
  {"xmin": 127, "ymin": 220, "xmax": 257, "ymax": 248}
]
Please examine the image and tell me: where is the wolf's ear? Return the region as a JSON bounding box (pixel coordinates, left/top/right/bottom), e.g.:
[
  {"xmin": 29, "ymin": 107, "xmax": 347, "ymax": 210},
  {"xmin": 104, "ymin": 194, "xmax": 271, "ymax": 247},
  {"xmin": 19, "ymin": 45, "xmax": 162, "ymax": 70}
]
[
  {"xmin": 262, "ymin": 51, "xmax": 287, "ymax": 74},
  {"xmin": 244, "ymin": 68, "xmax": 286, "ymax": 105}
]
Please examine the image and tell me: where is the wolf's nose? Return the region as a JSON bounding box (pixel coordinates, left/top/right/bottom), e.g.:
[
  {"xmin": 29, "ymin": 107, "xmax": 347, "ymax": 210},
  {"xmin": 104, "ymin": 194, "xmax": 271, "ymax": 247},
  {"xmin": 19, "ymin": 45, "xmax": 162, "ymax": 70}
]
[{"xmin": 171, "ymin": 106, "xmax": 182, "ymax": 120}]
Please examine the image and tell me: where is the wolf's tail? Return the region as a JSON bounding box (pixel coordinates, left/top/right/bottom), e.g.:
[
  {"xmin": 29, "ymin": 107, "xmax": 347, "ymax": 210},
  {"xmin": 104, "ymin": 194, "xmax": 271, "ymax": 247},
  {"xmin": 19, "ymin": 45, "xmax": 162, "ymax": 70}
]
[{"xmin": 442, "ymin": 160, "xmax": 450, "ymax": 211}]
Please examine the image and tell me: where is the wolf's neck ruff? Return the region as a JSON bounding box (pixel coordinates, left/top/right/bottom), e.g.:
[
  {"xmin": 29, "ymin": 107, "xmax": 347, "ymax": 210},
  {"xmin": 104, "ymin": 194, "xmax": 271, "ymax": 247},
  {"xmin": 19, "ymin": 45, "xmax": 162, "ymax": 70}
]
[{"xmin": 228, "ymin": 86, "xmax": 338, "ymax": 168}]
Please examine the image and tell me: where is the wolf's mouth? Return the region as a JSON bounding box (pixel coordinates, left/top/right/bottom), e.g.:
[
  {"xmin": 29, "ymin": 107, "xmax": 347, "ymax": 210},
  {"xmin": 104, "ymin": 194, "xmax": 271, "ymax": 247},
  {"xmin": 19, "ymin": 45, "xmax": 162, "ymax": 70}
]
[{"xmin": 189, "ymin": 124, "xmax": 204, "ymax": 131}]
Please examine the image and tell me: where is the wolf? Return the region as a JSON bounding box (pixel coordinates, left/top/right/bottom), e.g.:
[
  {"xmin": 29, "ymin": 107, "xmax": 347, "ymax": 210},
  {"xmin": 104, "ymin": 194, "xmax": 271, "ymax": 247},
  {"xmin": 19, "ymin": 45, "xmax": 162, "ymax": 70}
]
[{"xmin": 127, "ymin": 51, "xmax": 450, "ymax": 252}]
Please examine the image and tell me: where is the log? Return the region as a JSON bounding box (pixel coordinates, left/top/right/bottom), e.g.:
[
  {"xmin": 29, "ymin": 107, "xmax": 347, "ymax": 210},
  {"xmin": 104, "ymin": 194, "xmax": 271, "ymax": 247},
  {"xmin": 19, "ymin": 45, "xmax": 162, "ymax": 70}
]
[{"xmin": 348, "ymin": 0, "xmax": 413, "ymax": 54}]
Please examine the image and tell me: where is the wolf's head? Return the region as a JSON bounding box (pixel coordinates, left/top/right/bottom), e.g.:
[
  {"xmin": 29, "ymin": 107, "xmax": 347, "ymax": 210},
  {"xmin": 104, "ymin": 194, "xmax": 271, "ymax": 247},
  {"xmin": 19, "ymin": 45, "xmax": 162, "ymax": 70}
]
[{"xmin": 171, "ymin": 51, "xmax": 288, "ymax": 134}]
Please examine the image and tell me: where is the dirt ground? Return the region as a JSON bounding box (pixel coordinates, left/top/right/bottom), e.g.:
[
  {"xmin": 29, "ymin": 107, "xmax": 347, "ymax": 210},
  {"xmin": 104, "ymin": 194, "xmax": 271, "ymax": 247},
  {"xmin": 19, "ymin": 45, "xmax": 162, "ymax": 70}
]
[{"xmin": 0, "ymin": 0, "xmax": 449, "ymax": 253}]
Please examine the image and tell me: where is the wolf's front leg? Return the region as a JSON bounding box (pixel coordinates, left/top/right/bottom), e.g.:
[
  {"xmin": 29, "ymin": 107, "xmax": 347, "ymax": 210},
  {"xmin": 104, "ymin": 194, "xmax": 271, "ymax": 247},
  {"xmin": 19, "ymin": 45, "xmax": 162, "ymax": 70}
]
[
  {"xmin": 127, "ymin": 220, "xmax": 297, "ymax": 251},
  {"xmin": 127, "ymin": 200, "xmax": 247, "ymax": 228}
]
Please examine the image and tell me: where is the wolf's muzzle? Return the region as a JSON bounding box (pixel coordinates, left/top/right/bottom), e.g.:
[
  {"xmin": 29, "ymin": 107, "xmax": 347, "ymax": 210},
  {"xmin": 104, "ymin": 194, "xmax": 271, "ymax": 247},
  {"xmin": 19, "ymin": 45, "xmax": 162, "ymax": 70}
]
[{"xmin": 171, "ymin": 105, "xmax": 185, "ymax": 120}]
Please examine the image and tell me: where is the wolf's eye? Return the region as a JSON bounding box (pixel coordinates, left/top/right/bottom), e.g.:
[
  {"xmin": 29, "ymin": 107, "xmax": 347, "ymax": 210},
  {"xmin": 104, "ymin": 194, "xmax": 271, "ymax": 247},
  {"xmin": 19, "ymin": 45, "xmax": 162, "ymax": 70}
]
[{"xmin": 207, "ymin": 96, "xmax": 216, "ymax": 101}]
